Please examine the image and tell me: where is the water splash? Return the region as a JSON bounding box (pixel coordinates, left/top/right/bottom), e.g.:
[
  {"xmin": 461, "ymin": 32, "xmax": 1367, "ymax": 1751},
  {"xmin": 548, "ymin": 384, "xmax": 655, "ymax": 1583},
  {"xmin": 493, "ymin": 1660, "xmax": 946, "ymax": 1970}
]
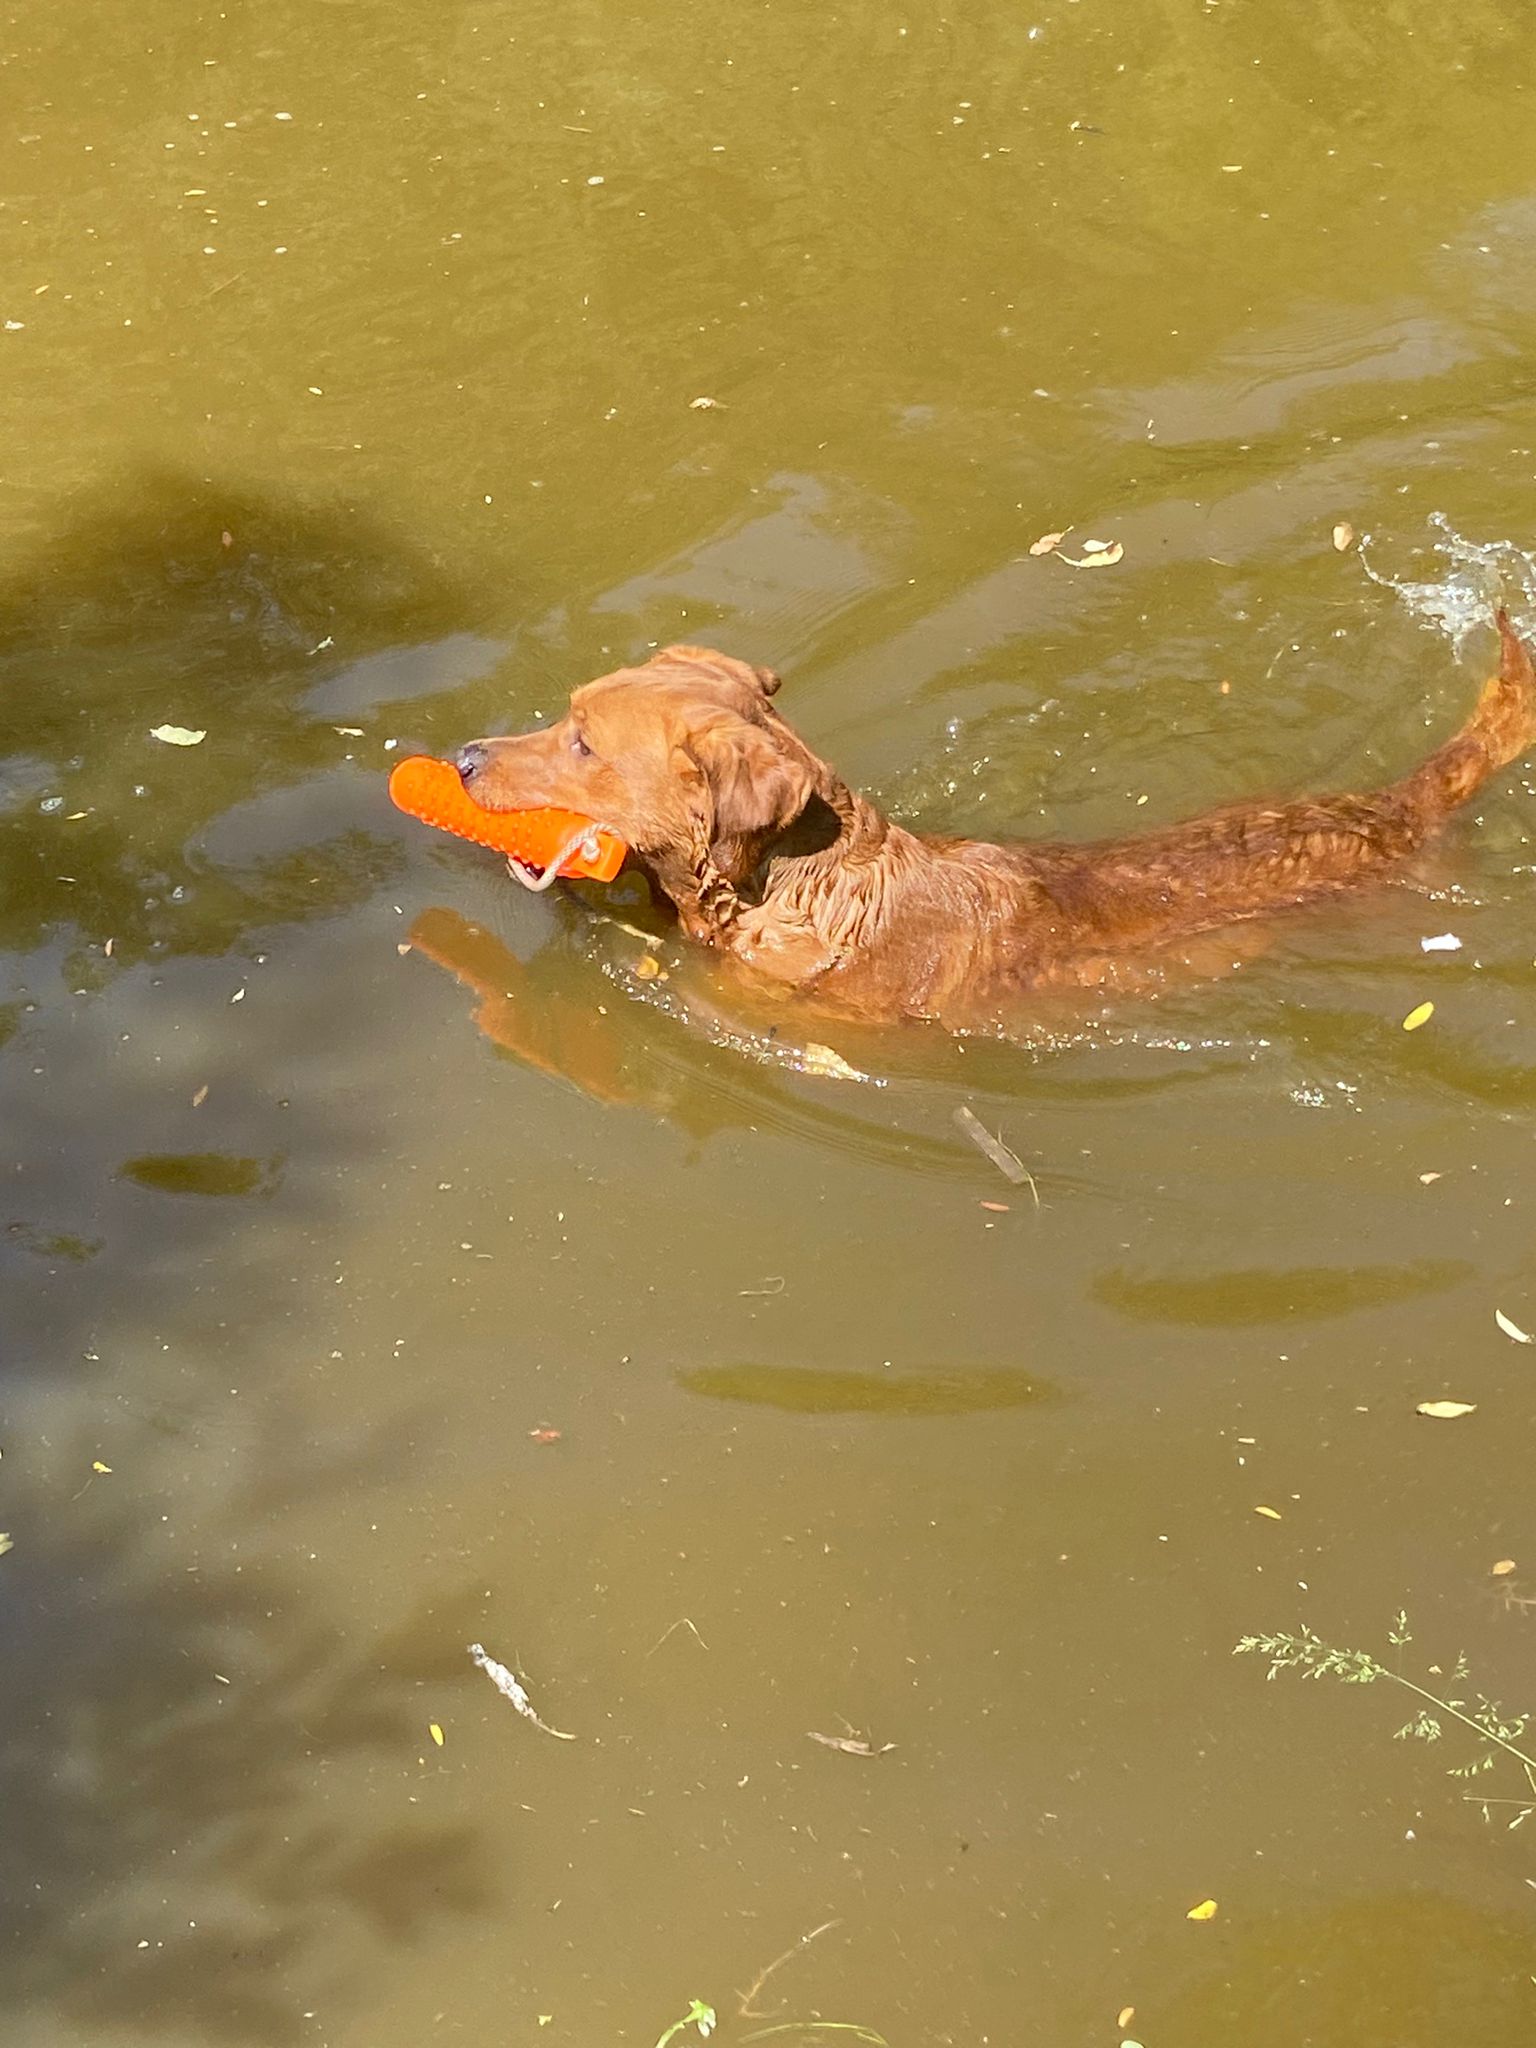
[{"xmin": 1360, "ymin": 512, "xmax": 1536, "ymax": 654}]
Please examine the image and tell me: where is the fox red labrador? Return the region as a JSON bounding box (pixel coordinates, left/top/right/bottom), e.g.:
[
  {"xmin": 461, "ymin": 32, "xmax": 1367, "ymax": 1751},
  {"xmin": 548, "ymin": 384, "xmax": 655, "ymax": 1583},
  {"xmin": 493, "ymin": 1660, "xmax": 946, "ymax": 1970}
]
[{"xmin": 450, "ymin": 613, "xmax": 1535, "ymax": 1029}]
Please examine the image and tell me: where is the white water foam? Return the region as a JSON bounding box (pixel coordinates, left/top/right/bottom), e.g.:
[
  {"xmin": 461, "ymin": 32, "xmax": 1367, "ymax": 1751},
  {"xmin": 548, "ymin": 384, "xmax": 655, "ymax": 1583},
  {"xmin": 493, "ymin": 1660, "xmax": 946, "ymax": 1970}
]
[{"xmin": 1360, "ymin": 512, "xmax": 1536, "ymax": 654}]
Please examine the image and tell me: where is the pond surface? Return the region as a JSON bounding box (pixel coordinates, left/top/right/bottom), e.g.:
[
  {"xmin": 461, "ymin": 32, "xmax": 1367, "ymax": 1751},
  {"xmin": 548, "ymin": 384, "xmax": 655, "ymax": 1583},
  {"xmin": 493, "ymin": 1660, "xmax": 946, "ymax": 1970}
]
[{"xmin": 4, "ymin": 4, "xmax": 1536, "ymax": 2044}]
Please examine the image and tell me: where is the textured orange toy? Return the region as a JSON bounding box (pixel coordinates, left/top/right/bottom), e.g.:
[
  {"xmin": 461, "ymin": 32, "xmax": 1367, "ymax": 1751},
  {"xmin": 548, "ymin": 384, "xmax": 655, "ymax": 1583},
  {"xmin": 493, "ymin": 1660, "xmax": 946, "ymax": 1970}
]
[{"xmin": 388, "ymin": 755, "xmax": 626, "ymax": 883}]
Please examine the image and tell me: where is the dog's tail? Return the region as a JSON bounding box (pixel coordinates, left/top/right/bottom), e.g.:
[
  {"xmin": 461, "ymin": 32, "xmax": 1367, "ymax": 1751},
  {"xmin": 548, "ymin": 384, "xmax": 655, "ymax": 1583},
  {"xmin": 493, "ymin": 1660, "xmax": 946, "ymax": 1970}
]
[{"xmin": 1398, "ymin": 609, "xmax": 1536, "ymax": 820}]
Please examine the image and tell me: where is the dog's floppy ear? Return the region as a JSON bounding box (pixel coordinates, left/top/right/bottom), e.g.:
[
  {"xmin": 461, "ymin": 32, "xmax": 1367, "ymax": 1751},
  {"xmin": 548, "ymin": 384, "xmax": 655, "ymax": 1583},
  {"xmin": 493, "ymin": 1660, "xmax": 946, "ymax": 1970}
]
[
  {"xmin": 683, "ymin": 711, "xmax": 816, "ymax": 846},
  {"xmin": 649, "ymin": 644, "xmax": 783, "ymax": 699}
]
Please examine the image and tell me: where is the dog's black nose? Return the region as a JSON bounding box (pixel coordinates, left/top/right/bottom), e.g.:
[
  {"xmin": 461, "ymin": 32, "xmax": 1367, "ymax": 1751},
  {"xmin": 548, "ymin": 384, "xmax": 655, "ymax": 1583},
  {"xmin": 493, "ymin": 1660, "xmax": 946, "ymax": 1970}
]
[{"xmin": 455, "ymin": 742, "xmax": 488, "ymax": 782}]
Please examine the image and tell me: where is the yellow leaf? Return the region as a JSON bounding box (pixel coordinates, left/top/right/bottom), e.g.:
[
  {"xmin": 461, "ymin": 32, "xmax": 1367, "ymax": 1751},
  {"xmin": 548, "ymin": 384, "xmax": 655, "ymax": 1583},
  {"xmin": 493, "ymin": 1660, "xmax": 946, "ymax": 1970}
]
[
  {"xmin": 1186, "ymin": 1897, "xmax": 1219, "ymax": 1921},
  {"xmin": 92, "ymin": 1460, "xmax": 112, "ymax": 1474},
  {"xmin": 1254, "ymin": 1505, "xmax": 1282, "ymax": 1520},
  {"xmin": 1332, "ymin": 521, "xmax": 1356, "ymax": 552},
  {"xmin": 1029, "ymin": 529, "xmax": 1067, "ymax": 556},
  {"xmin": 1402, "ymin": 1001, "xmax": 1435, "ymax": 1031},
  {"xmin": 1494, "ymin": 1309, "xmax": 1533, "ymax": 1345},
  {"xmin": 1060, "ymin": 540, "xmax": 1124, "ymax": 569},
  {"xmin": 429, "ymin": 1722, "xmax": 445, "ymax": 1747},
  {"xmin": 1416, "ymin": 1399, "xmax": 1476, "ymax": 1419},
  {"xmin": 0, "ymin": 1533, "xmax": 12, "ymax": 1557},
  {"xmin": 800, "ymin": 1042, "xmax": 865, "ymax": 1082},
  {"xmin": 1116, "ymin": 2008, "xmax": 1135, "ymax": 2029},
  {"xmin": 1492, "ymin": 1559, "xmax": 1517, "ymax": 1576}
]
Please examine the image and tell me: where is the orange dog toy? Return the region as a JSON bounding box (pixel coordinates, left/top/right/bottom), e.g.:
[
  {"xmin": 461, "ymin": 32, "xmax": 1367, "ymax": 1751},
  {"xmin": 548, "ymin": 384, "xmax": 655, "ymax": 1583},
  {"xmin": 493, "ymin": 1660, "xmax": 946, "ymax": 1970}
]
[{"xmin": 388, "ymin": 755, "xmax": 626, "ymax": 886}]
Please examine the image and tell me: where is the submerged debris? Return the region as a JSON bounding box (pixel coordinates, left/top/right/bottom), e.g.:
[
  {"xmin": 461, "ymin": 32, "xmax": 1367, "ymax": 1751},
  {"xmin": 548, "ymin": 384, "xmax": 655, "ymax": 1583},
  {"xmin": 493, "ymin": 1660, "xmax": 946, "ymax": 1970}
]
[
  {"xmin": 807, "ymin": 1729, "xmax": 896, "ymax": 1757},
  {"xmin": 467, "ymin": 1641, "xmax": 576, "ymax": 1740},
  {"xmin": 953, "ymin": 1104, "xmax": 1033, "ymax": 1189}
]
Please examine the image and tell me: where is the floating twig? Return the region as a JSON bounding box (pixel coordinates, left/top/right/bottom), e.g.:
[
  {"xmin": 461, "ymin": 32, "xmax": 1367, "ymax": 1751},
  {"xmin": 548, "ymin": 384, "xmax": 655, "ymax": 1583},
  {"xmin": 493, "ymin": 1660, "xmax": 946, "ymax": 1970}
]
[
  {"xmin": 737, "ymin": 1918, "xmax": 841, "ymax": 2019},
  {"xmin": 647, "ymin": 1616, "xmax": 709, "ymax": 1657}
]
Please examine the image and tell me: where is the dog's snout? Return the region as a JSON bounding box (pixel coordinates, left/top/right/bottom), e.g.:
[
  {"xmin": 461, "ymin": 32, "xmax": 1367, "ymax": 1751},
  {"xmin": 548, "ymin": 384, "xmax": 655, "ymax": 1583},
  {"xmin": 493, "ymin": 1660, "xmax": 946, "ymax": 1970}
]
[{"xmin": 455, "ymin": 741, "xmax": 489, "ymax": 782}]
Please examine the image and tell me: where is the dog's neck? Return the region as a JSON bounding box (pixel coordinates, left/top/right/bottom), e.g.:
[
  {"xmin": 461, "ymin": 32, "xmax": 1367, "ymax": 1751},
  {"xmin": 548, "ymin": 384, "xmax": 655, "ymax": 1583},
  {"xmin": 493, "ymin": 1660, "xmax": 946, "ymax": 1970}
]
[{"xmin": 649, "ymin": 774, "xmax": 920, "ymax": 966}]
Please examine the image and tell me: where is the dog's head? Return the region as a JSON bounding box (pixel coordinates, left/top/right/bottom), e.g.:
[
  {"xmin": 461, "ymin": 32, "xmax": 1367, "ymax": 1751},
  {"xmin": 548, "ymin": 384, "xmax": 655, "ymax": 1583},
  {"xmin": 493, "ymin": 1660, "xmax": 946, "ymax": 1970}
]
[{"xmin": 455, "ymin": 645, "xmax": 835, "ymax": 935}]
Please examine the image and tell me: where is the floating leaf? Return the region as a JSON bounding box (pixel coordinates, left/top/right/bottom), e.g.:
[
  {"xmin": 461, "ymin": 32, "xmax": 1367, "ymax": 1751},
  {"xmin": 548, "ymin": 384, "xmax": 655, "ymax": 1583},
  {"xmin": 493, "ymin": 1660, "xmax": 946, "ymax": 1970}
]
[
  {"xmin": 1186, "ymin": 1898, "xmax": 1219, "ymax": 1921},
  {"xmin": 1495, "ymin": 1309, "xmax": 1532, "ymax": 1345},
  {"xmin": 1254, "ymin": 1505, "xmax": 1282, "ymax": 1520},
  {"xmin": 0, "ymin": 1533, "xmax": 12, "ymax": 1557},
  {"xmin": 92, "ymin": 1460, "xmax": 112, "ymax": 1474},
  {"xmin": 1029, "ymin": 529, "xmax": 1068, "ymax": 556},
  {"xmin": 1420, "ymin": 933, "xmax": 1461, "ymax": 953},
  {"xmin": 1402, "ymin": 1001, "xmax": 1435, "ymax": 1031},
  {"xmin": 1418, "ymin": 1171, "xmax": 1441, "ymax": 1184},
  {"xmin": 1492, "ymin": 1559, "xmax": 1517, "ymax": 1576},
  {"xmin": 1116, "ymin": 2009, "xmax": 1135, "ymax": 2030},
  {"xmin": 1416, "ymin": 1399, "xmax": 1476, "ymax": 1419},
  {"xmin": 149, "ymin": 724, "xmax": 207, "ymax": 746},
  {"xmin": 800, "ymin": 1042, "xmax": 865, "ymax": 1082},
  {"xmin": 1332, "ymin": 521, "xmax": 1355, "ymax": 552},
  {"xmin": 428, "ymin": 1722, "xmax": 444, "ymax": 1747},
  {"xmin": 1059, "ymin": 540, "xmax": 1124, "ymax": 569}
]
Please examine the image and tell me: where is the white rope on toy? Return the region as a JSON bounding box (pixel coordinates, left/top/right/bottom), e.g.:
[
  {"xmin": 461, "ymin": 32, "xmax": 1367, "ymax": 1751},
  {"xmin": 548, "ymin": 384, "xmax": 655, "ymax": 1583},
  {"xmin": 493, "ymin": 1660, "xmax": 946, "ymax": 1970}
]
[{"xmin": 504, "ymin": 822, "xmax": 607, "ymax": 893}]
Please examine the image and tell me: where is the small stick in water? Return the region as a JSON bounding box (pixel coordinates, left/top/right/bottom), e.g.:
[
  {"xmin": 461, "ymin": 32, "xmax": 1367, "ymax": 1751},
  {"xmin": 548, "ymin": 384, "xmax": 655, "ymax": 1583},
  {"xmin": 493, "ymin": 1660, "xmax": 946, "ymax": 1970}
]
[{"xmin": 467, "ymin": 1641, "xmax": 577, "ymax": 1740}]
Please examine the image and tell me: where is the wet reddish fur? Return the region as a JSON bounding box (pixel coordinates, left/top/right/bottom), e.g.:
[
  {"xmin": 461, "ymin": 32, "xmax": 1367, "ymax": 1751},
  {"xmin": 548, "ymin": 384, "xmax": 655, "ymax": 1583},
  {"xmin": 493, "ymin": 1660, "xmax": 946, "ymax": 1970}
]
[{"xmin": 456, "ymin": 615, "xmax": 1536, "ymax": 1027}]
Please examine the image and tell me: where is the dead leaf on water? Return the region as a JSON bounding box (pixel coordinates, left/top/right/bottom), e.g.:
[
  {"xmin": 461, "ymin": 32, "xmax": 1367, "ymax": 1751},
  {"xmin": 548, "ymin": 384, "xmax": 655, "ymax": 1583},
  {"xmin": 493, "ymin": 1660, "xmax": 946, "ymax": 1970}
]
[
  {"xmin": 150, "ymin": 724, "xmax": 207, "ymax": 747},
  {"xmin": 1332, "ymin": 521, "xmax": 1356, "ymax": 552},
  {"xmin": 1492, "ymin": 1559, "xmax": 1517, "ymax": 1576},
  {"xmin": 954, "ymin": 1104, "xmax": 1033, "ymax": 1188},
  {"xmin": 634, "ymin": 955, "xmax": 662, "ymax": 981},
  {"xmin": 428, "ymin": 1722, "xmax": 444, "ymax": 1747},
  {"xmin": 1494, "ymin": 1309, "xmax": 1533, "ymax": 1345},
  {"xmin": 800, "ymin": 1042, "xmax": 865, "ymax": 1082},
  {"xmin": 1418, "ymin": 1171, "xmax": 1441, "ymax": 1184},
  {"xmin": 191, "ymin": 1084, "xmax": 209, "ymax": 1107},
  {"xmin": 1402, "ymin": 1001, "xmax": 1435, "ymax": 1031},
  {"xmin": 92, "ymin": 1460, "xmax": 112, "ymax": 1474},
  {"xmin": 1416, "ymin": 1399, "xmax": 1476, "ymax": 1419},
  {"xmin": 1186, "ymin": 1898, "xmax": 1219, "ymax": 1922},
  {"xmin": 1254, "ymin": 1505, "xmax": 1283, "ymax": 1520},
  {"xmin": 1116, "ymin": 2008, "xmax": 1135, "ymax": 2030},
  {"xmin": 0, "ymin": 1533, "xmax": 12, "ymax": 1558},
  {"xmin": 1059, "ymin": 540, "xmax": 1124, "ymax": 569},
  {"xmin": 1029, "ymin": 529, "xmax": 1069, "ymax": 556}
]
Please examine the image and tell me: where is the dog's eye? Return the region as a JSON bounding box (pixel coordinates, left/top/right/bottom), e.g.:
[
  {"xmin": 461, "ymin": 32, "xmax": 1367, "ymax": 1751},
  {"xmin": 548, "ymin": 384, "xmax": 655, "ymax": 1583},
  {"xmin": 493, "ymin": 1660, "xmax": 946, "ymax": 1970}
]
[{"xmin": 570, "ymin": 730, "xmax": 593, "ymax": 759}]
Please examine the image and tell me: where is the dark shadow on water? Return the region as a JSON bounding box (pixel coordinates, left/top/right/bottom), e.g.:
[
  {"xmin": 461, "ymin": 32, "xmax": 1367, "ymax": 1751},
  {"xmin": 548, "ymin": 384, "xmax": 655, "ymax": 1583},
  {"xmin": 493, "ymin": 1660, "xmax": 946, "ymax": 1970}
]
[
  {"xmin": 1094, "ymin": 1259, "xmax": 1473, "ymax": 1327},
  {"xmin": 0, "ymin": 464, "xmax": 494, "ymax": 975},
  {"xmin": 0, "ymin": 471, "xmax": 505, "ymax": 2037},
  {"xmin": 0, "ymin": 1427, "xmax": 495, "ymax": 2044}
]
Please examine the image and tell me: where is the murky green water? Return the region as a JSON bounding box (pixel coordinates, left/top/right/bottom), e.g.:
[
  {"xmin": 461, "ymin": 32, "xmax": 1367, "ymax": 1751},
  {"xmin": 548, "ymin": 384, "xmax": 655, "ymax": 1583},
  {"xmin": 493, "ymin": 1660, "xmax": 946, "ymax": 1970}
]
[{"xmin": 4, "ymin": 4, "xmax": 1536, "ymax": 2043}]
